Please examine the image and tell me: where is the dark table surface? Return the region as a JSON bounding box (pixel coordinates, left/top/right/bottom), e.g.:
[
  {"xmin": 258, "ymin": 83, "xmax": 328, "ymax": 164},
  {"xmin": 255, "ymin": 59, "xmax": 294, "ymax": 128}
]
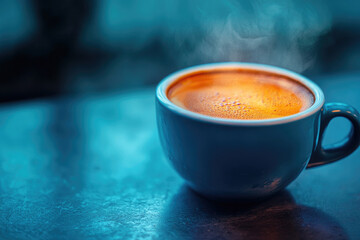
[{"xmin": 0, "ymin": 72, "xmax": 360, "ymax": 240}]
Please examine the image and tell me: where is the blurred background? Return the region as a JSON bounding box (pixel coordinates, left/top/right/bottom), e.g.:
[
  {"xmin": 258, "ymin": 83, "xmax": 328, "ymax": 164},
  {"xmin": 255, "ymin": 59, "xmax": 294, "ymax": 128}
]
[{"xmin": 0, "ymin": 0, "xmax": 359, "ymax": 102}]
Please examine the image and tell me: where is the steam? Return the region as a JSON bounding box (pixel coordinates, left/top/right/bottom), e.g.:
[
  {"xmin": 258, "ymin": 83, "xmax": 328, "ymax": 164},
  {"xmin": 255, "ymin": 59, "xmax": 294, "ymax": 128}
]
[
  {"xmin": 79, "ymin": 0, "xmax": 333, "ymax": 92},
  {"xmin": 162, "ymin": 0, "xmax": 332, "ymax": 72}
]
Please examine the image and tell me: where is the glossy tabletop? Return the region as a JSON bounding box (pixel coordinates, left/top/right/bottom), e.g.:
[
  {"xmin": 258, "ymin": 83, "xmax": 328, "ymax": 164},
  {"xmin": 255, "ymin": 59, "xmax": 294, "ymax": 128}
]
[{"xmin": 0, "ymin": 73, "xmax": 360, "ymax": 240}]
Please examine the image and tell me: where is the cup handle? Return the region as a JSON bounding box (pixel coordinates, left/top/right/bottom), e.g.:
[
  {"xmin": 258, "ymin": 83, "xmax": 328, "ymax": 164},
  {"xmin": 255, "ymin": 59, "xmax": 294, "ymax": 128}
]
[{"xmin": 307, "ymin": 103, "xmax": 360, "ymax": 168}]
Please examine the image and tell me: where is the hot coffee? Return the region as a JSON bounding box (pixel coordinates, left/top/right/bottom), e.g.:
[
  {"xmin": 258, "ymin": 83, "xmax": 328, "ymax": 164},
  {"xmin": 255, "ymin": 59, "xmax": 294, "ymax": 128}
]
[
  {"xmin": 158, "ymin": 63, "xmax": 360, "ymax": 200},
  {"xmin": 167, "ymin": 69, "xmax": 314, "ymax": 120}
]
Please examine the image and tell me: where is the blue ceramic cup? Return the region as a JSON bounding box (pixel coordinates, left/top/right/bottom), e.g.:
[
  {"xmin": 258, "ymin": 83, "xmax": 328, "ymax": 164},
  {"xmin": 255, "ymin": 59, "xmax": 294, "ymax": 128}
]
[{"xmin": 156, "ymin": 63, "xmax": 360, "ymax": 200}]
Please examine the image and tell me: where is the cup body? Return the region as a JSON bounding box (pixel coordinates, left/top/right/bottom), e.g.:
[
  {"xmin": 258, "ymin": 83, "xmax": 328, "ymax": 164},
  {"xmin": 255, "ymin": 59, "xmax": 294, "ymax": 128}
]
[{"xmin": 156, "ymin": 63, "xmax": 325, "ymax": 200}]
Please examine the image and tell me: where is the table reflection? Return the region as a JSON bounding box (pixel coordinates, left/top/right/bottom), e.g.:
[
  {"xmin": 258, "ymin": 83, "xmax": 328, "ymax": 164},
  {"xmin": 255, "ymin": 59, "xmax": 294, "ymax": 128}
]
[{"xmin": 159, "ymin": 185, "xmax": 348, "ymax": 240}]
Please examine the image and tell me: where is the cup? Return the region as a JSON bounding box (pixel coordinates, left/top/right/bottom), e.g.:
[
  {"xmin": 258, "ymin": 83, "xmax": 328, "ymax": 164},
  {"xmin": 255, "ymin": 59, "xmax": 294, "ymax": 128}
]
[{"xmin": 156, "ymin": 63, "xmax": 360, "ymax": 200}]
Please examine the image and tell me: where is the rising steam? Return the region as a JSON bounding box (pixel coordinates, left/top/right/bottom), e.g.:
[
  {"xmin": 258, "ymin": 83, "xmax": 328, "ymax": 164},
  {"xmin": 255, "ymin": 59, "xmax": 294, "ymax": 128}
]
[{"xmin": 162, "ymin": 0, "xmax": 332, "ymax": 72}]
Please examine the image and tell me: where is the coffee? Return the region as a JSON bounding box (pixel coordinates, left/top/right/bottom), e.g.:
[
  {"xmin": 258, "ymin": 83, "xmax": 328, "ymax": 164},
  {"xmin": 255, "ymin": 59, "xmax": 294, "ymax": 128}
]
[{"xmin": 167, "ymin": 69, "xmax": 314, "ymax": 120}]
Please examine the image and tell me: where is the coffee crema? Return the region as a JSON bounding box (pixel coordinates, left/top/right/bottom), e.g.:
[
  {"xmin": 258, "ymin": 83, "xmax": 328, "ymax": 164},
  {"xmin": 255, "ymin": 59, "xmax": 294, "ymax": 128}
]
[{"xmin": 167, "ymin": 69, "xmax": 314, "ymax": 120}]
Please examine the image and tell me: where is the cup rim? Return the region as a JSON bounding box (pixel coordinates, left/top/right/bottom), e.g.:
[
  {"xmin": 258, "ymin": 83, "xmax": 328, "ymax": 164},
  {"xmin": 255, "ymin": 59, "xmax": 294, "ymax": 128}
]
[{"xmin": 156, "ymin": 62, "xmax": 325, "ymax": 126}]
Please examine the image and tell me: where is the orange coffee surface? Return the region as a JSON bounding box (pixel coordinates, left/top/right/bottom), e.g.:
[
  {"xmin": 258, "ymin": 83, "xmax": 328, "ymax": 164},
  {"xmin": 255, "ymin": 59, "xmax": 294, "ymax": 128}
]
[{"xmin": 167, "ymin": 70, "xmax": 314, "ymax": 120}]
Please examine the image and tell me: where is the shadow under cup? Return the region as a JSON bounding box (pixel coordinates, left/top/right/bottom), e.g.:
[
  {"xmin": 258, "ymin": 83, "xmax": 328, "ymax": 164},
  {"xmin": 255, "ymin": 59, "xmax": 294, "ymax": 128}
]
[{"xmin": 156, "ymin": 62, "xmax": 360, "ymax": 200}]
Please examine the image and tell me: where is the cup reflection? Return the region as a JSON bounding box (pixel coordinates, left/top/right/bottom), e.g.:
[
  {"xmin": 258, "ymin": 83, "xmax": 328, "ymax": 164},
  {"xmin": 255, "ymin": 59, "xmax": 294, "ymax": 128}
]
[{"xmin": 158, "ymin": 185, "xmax": 348, "ymax": 240}]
